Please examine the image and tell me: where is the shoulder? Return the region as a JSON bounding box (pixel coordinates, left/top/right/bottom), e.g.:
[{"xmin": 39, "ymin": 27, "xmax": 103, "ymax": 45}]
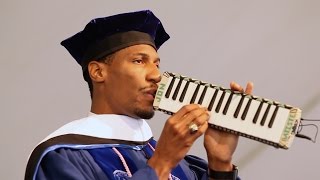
[
  {"xmin": 35, "ymin": 148, "xmax": 108, "ymax": 180},
  {"xmin": 41, "ymin": 116, "xmax": 90, "ymax": 143}
]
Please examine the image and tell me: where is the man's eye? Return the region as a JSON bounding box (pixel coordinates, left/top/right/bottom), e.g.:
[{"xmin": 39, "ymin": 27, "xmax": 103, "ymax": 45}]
[{"xmin": 133, "ymin": 60, "xmax": 143, "ymax": 64}]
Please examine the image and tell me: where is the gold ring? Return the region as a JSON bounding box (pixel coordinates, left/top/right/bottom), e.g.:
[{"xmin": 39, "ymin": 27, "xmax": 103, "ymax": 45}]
[{"xmin": 188, "ymin": 123, "xmax": 199, "ymax": 134}]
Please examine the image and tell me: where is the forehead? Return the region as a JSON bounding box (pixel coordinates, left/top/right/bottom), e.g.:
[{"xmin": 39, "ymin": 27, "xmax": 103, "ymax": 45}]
[{"xmin": 113, "ymin": 44, "xmax": 160, "ymax": 60}]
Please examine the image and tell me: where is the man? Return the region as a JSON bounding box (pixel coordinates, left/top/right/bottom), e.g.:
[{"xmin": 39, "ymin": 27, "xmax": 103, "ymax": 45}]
[{"xmin": 25, "ymin": 10, "xmax": 253, "ymax": 180}]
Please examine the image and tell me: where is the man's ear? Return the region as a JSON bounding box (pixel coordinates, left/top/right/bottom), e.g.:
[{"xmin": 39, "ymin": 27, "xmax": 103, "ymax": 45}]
[{"xmin": 88, "ymin": 61, "xmax": 107, "ymax": 83}]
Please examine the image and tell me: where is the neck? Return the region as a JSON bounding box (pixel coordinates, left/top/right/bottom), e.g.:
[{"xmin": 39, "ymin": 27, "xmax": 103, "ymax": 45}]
[{"xmin": 90, "ymin": 91, "xmax": 110, "ymax": 114}]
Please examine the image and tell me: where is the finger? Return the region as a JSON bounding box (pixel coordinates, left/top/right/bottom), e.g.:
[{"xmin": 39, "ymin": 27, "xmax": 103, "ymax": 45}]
[
  {"xmin": 182, "ymin": 107, "xmax": 210, "ymax": 126},
  {"xmin": 230, "ymin": 81, "xmax": 244, "ymax": 93},
  {"xmin": 192, "ymin": 121, "xmax": 209, "ymax": 138},
  {"xmin": 186, "ymin": 109, "xmax": 210, "ymax": 131},
  {"xmin": 194, "ymin": 109, "xmax": 211, "ymax": 126},
  {"xmin": 245, "ymin": 82, "xmax": 254, "ymax": 95}
]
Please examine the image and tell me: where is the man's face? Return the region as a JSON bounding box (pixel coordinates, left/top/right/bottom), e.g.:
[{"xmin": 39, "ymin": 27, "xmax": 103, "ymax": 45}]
[{"xmin": 103, "ymin": 44, "xmax": 161, "ymax": 119}]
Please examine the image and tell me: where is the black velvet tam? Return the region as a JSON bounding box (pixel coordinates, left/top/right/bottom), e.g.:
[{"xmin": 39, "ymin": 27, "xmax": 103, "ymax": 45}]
[{"xmin": 60, "ymin": 10, "xmax": 170, "ymax": 68}]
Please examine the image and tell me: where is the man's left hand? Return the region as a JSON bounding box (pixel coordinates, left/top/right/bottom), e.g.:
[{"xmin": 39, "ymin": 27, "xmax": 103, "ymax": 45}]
[{"xmin": 204, "ymin": 81, "xmax": 254, "ymax": 171}]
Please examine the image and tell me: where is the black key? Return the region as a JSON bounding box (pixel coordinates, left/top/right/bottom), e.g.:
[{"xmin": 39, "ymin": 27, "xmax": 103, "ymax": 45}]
[
  {"xmin": 179, "ymin": 81, "xmax": 190, "ymax": 102},
  {"xmin": 241, "ymin": 98, "xmax": 252, "ymax": 120},
  {"xmin": 234, "ymin": 94, "xmax": 245, "ymax": 118},
  {"xmin": 198, "ymin": 85, "xmax": 208, "ymax": 105},
  {"xmin": 253, "ymin": 101, "xmax": 263, "ymax": 124},
  {"xmin": 223, "ymin": 91, "xmax": 233, "ymax": 115},
  {"xmin": 190, "ymin": 82, "xmax": 200, "ymax": 104},
  {"xmin": 260, "ymin": 103, "xmax": 271, "ymax": 126},
  {"xmin": 165, "ymin": 77, "xmax": 176, "ymax": 98},
  {"xmin": 268, "ymin": 106, "xmax": 279, "ymax": 128},
  {"xmin": 172, "ymin": 78, "xmax": 183, "ymax": 100},
  {"xmin": 208, "ymin": 88, "xmax": 218, "ymax": 111},
  {"xmin": 215, "ymin": 91, "xmax": 226, "ymax": 113}
]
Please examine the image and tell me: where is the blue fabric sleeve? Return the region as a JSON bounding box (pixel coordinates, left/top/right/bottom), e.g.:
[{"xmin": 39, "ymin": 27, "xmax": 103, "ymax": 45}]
[
  {"xmin": 183, "ymin": 155, "xmax": 241, "ymax": 180},
  {"xmin": 129, "ymin": 165, "xmax": 158, "ymax": 180},
  {"xmin": 182, "ymin": 155, "xmax": 208, "ymax": 179}
]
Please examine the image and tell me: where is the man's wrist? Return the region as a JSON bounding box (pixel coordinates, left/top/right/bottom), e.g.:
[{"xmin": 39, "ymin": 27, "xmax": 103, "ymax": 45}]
[
  {"xmin": 208, "ymin": 164, "xmax": 238, "ymax": 180},
  {"xmin": 147, "ymin": 156, "xmax": 171, "ymax": 179}
]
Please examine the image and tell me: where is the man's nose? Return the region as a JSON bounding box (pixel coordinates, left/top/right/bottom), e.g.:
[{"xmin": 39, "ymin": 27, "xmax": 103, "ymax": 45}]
[{"xmin": 147, "ymin": 64, "xmax": 161, "ymax": 84}]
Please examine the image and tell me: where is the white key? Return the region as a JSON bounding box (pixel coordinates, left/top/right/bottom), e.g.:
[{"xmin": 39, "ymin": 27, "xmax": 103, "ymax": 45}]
[
  {"xmin": 207, "ymin": 88, "xmax": 223, "ymax": 112},
  {"xmin": 199, "ymin": 86, "xmax": 215, "ymax": 109},
  {"xmin": 180, "ymin": 81, "xmax": 198, "ymax": 105},
  {"xmin": 165, "ymin": 76, "xmax": 179, "ymax": 99}
]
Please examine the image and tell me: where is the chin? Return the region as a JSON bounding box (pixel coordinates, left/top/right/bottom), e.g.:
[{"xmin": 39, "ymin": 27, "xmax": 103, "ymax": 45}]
[{"xmin": 134, "ymin": 108, "xmax": 155, "ymax": 119}]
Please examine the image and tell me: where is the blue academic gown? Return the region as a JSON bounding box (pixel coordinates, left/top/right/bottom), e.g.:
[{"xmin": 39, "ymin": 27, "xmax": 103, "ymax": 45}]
[{"xmin": 25, "ymin": 114, "xmax": 238, "ymax": 180}]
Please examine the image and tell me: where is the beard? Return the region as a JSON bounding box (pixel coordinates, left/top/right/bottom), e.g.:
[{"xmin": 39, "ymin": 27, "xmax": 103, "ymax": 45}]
[{"xmin": 133, "ymin": 107, "xmax": 155, "ymax": 119}]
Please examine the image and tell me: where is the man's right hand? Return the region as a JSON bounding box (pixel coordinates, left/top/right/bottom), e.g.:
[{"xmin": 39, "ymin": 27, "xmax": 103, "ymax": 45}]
[{"xmin": 148, "ymin": 104, "xmax": 210, "ymax": 179}]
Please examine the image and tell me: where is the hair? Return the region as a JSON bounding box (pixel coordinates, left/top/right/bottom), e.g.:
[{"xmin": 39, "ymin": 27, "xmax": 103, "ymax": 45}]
[{"xmin": 83, "ymin": 53, "xmax": 115, "ymax": 98}]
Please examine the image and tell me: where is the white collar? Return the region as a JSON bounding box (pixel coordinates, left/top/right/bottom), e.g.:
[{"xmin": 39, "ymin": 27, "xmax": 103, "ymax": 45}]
[{"xmin": 41, "ymin": 114, "xmax": 153, "ymax": 143}]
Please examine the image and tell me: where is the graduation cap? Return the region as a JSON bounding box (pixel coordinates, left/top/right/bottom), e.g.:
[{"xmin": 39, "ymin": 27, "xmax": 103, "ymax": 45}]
[{"xmin": 61, "ymin": 10, "xmax": 170, "ymax": 70}]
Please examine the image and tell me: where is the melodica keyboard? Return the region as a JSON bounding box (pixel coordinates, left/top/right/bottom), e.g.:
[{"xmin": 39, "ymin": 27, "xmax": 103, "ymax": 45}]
[{"xmin": 153, "ymin": 72, "xmax": 302, "ymax": 149}]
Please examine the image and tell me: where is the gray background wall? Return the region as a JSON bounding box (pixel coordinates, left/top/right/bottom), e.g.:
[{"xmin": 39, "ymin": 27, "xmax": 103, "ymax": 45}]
[{"xmin": 1, "ymin": 0, "xmax": 320, "ymax": 179}]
